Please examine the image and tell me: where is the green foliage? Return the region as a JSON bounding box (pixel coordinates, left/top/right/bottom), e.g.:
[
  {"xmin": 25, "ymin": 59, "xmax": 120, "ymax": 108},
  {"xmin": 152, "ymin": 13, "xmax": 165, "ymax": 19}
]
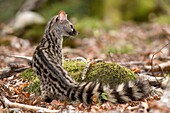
[
  {"xmin": 75, "ymin": 18, "xmax": 107, "ymax": 37},
  {"xmin": 83, "ymin": 0, "xmax": 104, "ymax": 19},
  {"xmin": 0, "ymin": 39, "xmax": 11, "ymax": 46},
  {"xmin": 0, "ymin": 0, "xmax": 24, "ymax": 22},
  {"xmin": 21, "ymin": 24, "xmax": 46, "ymax": 43},
  {"xmin": 63, "ymin": 38, "xmax": 80, "ymax": 48},
  {"xmin": 119, "ymin": 0, "xmax": 155, "ymax": 21},
  {"xmin": 8, "ymin": 0, "xmax": 169, "ymax": 43},
  {"xmin": 37, "ymin": 0, "xmax": 85, "ymax": 19},
  {"xmin": 1, "ymin": 0, "xmax": 170, "ymax": 24},
  {"xmin": 155, "ymin": 15, "xmax": 170, "ymax": 24},
  {"xmin": 106, "ymin": 44, "xmax": 134, "ymax": 54},
  {"xmin": 101, "ymin": 92, "xmax": 108, "ymax": 100}
]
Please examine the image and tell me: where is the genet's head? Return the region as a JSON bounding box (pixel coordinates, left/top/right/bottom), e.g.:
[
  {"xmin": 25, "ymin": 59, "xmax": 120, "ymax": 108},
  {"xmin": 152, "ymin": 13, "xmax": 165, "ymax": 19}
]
[{"xmin": 47, "ymin": 11, "xmax": 78, "ymax": 37}]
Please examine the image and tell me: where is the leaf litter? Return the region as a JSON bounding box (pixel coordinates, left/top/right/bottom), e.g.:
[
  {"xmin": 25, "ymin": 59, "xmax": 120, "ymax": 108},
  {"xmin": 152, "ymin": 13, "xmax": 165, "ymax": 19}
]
[{"xmin": 0, "ymin": 23, "xmax": 170, "ymax": 112}]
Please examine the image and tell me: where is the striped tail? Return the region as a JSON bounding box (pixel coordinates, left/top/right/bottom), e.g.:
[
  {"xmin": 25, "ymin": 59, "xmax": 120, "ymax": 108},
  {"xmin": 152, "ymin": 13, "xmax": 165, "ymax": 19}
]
[{"xmin": 72, "ymin": 79, "xmax": 151, "ymax": 104}]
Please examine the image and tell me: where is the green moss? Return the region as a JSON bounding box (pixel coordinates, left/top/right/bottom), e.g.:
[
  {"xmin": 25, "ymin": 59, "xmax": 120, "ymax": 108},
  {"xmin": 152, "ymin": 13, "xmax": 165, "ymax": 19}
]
[
  {"xmin": 63, "ymin": 61, "xmax": 87, "ymax": 82},
  {"xmin": 20, "ymin": 69, "xmax": 35, "ymax": 80},
  {"xmin": 20, "ymin": 69, "xmax": 40, "ymax": 95},
  {"xmin": 20, "ymin": 61, "xmax": 136, "ymax": 93},
  {"xmin": 84, "ymin": 62, "xmax": 136, "ymax": 87},
  {"xmin": 63, "ymin": 61, "xmax": 136, "ymax": 85}
]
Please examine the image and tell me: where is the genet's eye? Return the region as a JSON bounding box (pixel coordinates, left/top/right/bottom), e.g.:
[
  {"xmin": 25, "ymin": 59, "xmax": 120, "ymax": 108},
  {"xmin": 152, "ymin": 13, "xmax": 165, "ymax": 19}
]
[
  {"xmin": 70, "ymin": 25, "xmax": 74, "ymax": 31},
  {"xmin": 70, "ymin": 25, "xmax": 73, "ymax": 28}
]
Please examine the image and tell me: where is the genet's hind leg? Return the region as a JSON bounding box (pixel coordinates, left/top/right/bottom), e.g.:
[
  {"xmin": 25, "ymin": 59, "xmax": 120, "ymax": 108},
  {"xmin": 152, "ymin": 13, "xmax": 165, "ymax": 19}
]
[{"xmin": 40, "ymin": 85, "xmax": 53, "ymax": 103}]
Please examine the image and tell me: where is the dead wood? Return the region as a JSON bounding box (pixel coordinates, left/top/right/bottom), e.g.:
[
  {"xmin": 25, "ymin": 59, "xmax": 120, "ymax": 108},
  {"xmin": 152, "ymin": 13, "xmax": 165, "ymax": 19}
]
[
  {"xmin": 118, "ymin": 61, "xmax": 146, "ymax": 67},
  {"xmin": 0, "ymin": 96, "xmax": 60, "ymax": 112},
  {"xmin": 145, "ymin": 61, "xmax": 170, "ymax": 72},
  {"xmin": 139, "ymin": 74, "xmax": 170, "ymax": 89},
  {"xmin": 0, "ymin": 63, "xmax": 30, "ymax": 79}
]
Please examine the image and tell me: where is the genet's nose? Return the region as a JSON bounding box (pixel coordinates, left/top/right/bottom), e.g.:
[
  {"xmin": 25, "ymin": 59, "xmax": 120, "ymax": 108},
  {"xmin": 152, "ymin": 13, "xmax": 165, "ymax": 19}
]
[
  {"xmin": 72, "ymin": 28, "xmax": 79, "ymax": 35},
  {"xmin": 76, "ymin": 31, "xmax": 79, "ymax": 35}
]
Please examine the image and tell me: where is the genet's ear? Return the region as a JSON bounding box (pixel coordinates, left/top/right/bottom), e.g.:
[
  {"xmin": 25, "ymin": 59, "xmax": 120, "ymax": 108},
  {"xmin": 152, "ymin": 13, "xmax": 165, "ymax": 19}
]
[{"xmin": 58, "ymin": 10, "xmax": 67, "ymax": 23}]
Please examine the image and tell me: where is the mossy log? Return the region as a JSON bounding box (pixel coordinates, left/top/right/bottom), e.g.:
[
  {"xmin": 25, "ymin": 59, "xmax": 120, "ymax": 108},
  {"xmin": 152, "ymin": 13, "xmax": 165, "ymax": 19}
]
[{"xmin": 20, "ymin": 61, "xmax": 136, "ymax": 94}]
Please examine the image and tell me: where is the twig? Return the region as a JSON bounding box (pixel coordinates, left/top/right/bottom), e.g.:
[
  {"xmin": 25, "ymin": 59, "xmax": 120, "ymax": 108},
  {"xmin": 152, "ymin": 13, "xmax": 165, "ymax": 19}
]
[
  {"xmin": 9, "ymin": 55, "xmax": 32, "ymax": 65},
  {"xmin": 118, "ymin": 61, "xmax": 146, "ymax": 67},
  {"xmin": 139, "ymin": 73, "xmax": 169, "ymax": 88},
  {"xmin": 0, "ymin": 95, "xmax": 60, "ymax": 112},
  {"xmin": 0, "ymin": 64, "xmax": 30, "ymax": 79},
  {"xmin": 145, "ymin": 61, "xmax": 170, "ymax": 72},
  {"xmin": 159, "ymin": 56, "xmax": 170, "ymax": 61},
  {"xmin": 9, "ymin": 55, "xmax": 32, "ymax": 61},
  {"xmin": 65, "ymin": 57, "xmax": 87, "ymax": 62},
  {"xmin": 150, "ymin": 42, "xmax": 170, "ymax": 84},
  {"xmin": 82, "ymin": 59, "xmax": 103, "ymax": 80},
  {"xmin": 108, "ymin": 52, "xmax": 114, "ymax": 62}
]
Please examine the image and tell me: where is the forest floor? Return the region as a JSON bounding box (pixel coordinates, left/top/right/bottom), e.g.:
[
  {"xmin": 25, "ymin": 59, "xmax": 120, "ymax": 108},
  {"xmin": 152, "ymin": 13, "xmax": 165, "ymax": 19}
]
[{"xmin": 0, "ymin": 23, "xmax": 170, "ymax": 112}]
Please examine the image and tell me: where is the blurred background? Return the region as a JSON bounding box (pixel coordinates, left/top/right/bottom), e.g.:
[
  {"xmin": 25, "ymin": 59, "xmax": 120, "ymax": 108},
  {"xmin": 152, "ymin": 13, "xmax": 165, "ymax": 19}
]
[
  {"xmin": 0, "ymin": 0, "xmax": 170, "ymax": 62},
  {"xmin": 0, "ymin": 0, "xmax": 170, "ymax": 38}
]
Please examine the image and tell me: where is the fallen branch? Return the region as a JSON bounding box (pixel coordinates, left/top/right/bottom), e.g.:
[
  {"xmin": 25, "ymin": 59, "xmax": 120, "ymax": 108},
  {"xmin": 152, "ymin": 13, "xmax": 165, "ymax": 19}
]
[
  {"xmin": 145, "ymin": 61, "xmax": 170, "ymax": 72},
  {"xmin": 118, "ymin": 61, "xmax": 146, "ymax": 67},
  {"xmin": 0, "ymin": 63, "xmax": 30, "ymax": 79},
  {"xmin": 0, "ymin": 54, "xmax": 33, "ymax": 79},
  {"xmin": 0, "ymin": 96, "xmax": 60, "ymax": 112},
  {"xmin": 9, "ymin": 55, "xmax": 32, "ymax": 65},
  {"xmin": 149, "ymin": 42, "xmax": 170, "ymax": 85},
  {"xmin": 139, "ymin": 74, "xmax": 170, "ymax": 88},
  {"xmin": 159, "ymin": 56, "xmax": 170, "ymax": 61}
]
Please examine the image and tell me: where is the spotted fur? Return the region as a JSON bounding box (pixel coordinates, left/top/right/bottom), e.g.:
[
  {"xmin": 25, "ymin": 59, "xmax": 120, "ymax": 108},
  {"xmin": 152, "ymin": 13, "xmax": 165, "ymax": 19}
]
[{"xmin": 32, "ymin": 11, "xmax": 152, "ymax": 104}]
